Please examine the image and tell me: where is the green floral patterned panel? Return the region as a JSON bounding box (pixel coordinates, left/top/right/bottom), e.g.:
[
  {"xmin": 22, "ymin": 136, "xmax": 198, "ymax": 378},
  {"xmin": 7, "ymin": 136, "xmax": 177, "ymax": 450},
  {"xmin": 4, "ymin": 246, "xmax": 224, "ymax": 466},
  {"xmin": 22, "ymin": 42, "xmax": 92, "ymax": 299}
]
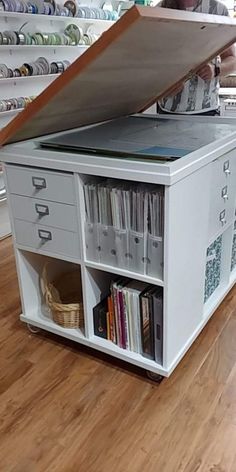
[
  {"xmin": 231, "ymin": 220, "xmax": 236, "ymax": 272},
  {"xmin": 204, "ymin": 235, "xmax": 222, "ymax": 303}
]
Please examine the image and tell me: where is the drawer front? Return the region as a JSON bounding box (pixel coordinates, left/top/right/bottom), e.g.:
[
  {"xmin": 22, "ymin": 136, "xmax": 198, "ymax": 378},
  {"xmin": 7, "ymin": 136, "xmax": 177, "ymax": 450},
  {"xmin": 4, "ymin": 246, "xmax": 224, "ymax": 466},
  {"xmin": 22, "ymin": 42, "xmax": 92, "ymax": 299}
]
[
  {"xmin": 14, "ymin": 220, "xmax": 80, "ymax": 259},
  {"xmin": 0, "ymin": 199, "xmax": 11, "ymax": 239},
  {"xmin": 6, "ymin": 166, "xmax": 75, "ymax": 204},
  {"xmin": 209, "ymin": 153, "xmax": 236, "ymax": 239},
  {"xmin": 10, "ymin": 195, "xmax": 78, "ymax": 232},
  {"xmin": 0, "ymin": 169, "xmax": 7, "ymax": 202}
]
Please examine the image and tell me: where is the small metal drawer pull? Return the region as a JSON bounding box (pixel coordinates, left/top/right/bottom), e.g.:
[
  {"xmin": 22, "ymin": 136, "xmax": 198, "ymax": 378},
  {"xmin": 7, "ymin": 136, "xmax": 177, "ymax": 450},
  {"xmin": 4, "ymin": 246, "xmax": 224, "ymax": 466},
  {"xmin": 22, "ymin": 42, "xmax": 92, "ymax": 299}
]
[
  {"xmin": 221, "ymin": 186, "xmax": 228, "ymax": 200},
  {"xmin": 223, "ymin": 161, "xmax": 231, "ymax": 176},
  {"xmin": 32, "ymin": 176, "xmax": 47, "ymax": 189},
  {"xmin": 219, "ymin": 209, "xmax": 226, "ymax": 226},
  {"xmin": 35, "ymin": 203, "xmax": 49, "ymax": 216},
  {"xmin": 38, "ymin": 229, "xmax": 52, "ymax": 241}
]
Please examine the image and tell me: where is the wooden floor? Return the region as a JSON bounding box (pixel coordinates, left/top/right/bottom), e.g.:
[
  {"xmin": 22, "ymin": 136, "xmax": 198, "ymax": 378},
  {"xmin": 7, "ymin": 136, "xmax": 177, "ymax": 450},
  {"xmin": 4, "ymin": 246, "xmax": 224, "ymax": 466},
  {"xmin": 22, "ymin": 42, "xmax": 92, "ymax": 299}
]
[{"xmin": 1, "ymin": 238, "xmax": 236, "ymax": 472}]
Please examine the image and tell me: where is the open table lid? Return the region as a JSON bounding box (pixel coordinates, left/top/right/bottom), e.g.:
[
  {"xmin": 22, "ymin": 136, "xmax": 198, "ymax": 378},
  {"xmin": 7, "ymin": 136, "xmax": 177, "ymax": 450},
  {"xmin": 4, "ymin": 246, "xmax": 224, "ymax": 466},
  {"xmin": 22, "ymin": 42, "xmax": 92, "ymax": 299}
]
[{"xmin": 0, "ymin": 5, "xmax": 236, "ymax": 146}]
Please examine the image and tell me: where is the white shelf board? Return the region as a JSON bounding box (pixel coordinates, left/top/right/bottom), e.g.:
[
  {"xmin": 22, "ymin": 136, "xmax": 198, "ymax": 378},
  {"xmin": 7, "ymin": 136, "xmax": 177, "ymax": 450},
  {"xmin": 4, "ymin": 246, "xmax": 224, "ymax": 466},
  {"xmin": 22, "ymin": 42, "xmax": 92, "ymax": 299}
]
[
  {"xmin": 0, "ymin": 74, "xmax": 59, "ymax": 84},
  {"xmin": 16, "ymin": 242, "xmax": 82, "ymax": 264},
  {"xmin": 220, "ymin": 87, "xmax": 236, "ymax": 96},
  {"xmin": 20, "ymin": 313, "xmax": 167, "ymax": 375},
  {"xmin": 90, "ymin": 335, "xmax": 166, "ymax": 374},
  {"xmin": 21, "ymin": 312, "xmax": 85, "ymax": 340},
  {"xmin": 0, "ymin": 45, "xmax": 88, "ymax": 50},
  {"xmin": 0, "ymin": 109, "xmax": 21, "ymax": 117},
  {"xmin": 85, "ymin": 260, "xmax": 164, "ymax": 286},
  {"xmin": 0, "ymin": 11, "xmax": 115, "ymax": 27}
]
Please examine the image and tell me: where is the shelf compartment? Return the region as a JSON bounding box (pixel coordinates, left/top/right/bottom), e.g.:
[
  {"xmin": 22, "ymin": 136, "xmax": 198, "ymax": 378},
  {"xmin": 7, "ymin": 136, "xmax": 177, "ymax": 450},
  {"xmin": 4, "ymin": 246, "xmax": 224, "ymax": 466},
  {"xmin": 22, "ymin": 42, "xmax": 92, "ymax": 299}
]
[
  {"xmin": 16, "ymin": 250, "xmax": 85, "ymax": 335},
  {"xmin": 0, "ymin": 74, "xmax": 59, "ymax": 84},
  {"xmin": 81, "ymin": 175, "xmax": 164, "ymax": 280},
  {"xmin": 0, "ymin": 45, "xmax": 88, "ymax": 50},
  {"xmin": 0, "ymin": 48, "xmax": 87, "ymax": 82},
  {"xmin": 84, "ymin": 266, "xmax": 163, "ymax": 366},
  {"xmin": 85, "ymin": 260, "xmax": 164, "ymax": 286},
  {"xmin": 0, "ymin": 11, "xmax": 115, "ymax": 28}
]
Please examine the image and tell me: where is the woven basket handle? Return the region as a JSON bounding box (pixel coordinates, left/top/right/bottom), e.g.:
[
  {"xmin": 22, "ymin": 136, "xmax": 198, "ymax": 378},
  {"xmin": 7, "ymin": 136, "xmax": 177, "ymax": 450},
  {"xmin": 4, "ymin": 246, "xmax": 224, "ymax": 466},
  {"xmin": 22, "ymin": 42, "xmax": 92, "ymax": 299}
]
[{"xmin": 41, "ymin": 264, "xmax": 60, "ymax": 308}]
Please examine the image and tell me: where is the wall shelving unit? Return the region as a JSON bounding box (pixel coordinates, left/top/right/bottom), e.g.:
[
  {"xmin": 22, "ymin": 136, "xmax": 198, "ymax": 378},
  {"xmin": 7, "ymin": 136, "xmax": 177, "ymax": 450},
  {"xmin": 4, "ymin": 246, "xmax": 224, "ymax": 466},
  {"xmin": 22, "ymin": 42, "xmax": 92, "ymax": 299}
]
[{"xmin": 0, "ymin": 0, "xmax": 118, "ymax": 239}]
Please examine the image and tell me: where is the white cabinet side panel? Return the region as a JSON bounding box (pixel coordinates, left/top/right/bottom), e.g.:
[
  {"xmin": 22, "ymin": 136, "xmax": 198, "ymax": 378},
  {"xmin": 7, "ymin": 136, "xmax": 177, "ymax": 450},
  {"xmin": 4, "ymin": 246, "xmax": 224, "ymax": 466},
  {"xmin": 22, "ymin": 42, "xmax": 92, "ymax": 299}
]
[{"xmin": 164, "ymin": 164, "xmax": 211, "ymax": 368}]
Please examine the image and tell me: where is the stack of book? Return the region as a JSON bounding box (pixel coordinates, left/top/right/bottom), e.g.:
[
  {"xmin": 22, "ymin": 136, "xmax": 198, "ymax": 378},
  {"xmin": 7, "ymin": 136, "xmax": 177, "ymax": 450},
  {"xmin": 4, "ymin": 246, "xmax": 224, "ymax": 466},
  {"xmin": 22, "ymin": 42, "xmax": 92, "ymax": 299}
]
[{"xmin": 93, "ymin": 278, "xmax": 163, "ymax": 363}]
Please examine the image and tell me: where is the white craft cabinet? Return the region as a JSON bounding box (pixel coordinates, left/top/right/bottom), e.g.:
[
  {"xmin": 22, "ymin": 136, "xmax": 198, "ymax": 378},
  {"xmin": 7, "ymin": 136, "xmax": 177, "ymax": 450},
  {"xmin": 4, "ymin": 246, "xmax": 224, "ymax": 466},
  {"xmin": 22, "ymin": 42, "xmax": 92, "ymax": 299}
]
[{"xmin": 1, "ymin": 114, "xmax": 236, "ymax": 377}]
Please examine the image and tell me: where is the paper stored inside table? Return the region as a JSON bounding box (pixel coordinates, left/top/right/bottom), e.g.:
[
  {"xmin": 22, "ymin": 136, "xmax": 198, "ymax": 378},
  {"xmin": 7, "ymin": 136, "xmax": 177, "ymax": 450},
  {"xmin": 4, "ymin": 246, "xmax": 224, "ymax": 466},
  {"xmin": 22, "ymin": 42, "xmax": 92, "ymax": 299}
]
[{"xmin": 39, "ymin": 116, "xmax": 236, "ymax": 159}]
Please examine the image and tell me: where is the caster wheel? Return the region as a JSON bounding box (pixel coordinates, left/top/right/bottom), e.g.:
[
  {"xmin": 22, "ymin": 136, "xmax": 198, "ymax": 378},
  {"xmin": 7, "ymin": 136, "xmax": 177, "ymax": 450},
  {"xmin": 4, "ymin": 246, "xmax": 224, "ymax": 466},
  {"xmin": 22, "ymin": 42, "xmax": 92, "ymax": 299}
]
[
  {"xmin": 27, "ymin": 323, "xmax": 41, "ymax": 334},
  {"xmin": 146, "ymin": 371, "xmax": 163, "ymax": 383}
]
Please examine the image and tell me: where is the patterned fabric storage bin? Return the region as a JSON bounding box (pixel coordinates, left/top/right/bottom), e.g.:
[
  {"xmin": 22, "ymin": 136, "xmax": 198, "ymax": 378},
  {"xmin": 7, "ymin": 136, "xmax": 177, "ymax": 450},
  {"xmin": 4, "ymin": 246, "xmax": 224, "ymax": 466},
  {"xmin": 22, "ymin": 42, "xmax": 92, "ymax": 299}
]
[
  {"xmin": 231, "ymin": 220, "xmax": 236, "ymax": 272},
  {"xmin": 204, "ymin": 235, "xmax": 222, "ymax": 303}
]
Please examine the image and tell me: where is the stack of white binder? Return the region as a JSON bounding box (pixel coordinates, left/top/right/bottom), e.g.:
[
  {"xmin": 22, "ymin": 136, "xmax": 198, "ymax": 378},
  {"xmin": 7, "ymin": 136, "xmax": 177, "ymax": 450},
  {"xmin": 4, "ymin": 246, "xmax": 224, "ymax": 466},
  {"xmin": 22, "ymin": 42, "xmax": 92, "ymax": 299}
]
[{"xmin": 84, "ymin": 179, "xmax": 164, "ymax": 278}]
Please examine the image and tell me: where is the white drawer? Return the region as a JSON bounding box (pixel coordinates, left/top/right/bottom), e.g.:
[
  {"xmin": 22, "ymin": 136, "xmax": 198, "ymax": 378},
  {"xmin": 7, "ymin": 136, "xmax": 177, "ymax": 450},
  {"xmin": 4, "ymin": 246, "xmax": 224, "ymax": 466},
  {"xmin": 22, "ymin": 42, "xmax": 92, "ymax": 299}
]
[
  {"xmin": 14, "ymin": 220, "xmax": 80, "ymax": 259},
  {"xmin": 10, "ymin": 194, "xmax": 78, "ymax": 232},
  {"xmin": 208, "ymin": 153, "xmax": 236, "ymax": 239},
  {"xmin": 0, "ymin": 199, "xmax": 11, "ymax": 239},
  {"xmin": 6, "ymin": 165, "xmax": 75, "ymax": 204}
]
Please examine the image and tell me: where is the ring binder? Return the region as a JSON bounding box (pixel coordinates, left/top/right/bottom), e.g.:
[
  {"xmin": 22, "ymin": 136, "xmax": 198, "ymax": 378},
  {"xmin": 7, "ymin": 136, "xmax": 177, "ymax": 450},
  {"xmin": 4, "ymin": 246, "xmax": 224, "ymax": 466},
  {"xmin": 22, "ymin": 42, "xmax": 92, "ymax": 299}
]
[
  {"xmin": 85, "ymin": 221, "xmax": 100, "ymax": 262},
  {"xmin": 146, "ymin": 233, "xmax": 163, "ymax": 279},
  {"xmin": 99, "ymin": 224, "xmax": 117, "ymax": 266},
  {"xmin": 115, "ymin": 228, "xmax": 129, "ymax": 270},
  {"xmin": 129, "ymin": 230, "xmax": 146, "ymax": 273}
]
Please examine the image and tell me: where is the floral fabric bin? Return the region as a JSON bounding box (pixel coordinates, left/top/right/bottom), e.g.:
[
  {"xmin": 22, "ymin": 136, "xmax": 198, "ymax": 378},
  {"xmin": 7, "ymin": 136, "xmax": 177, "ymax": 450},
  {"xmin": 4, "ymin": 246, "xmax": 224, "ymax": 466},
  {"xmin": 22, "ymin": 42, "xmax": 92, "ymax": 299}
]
[{"xmin": 204, "ymin": 235, "xmax": 222, "ymax": 303}]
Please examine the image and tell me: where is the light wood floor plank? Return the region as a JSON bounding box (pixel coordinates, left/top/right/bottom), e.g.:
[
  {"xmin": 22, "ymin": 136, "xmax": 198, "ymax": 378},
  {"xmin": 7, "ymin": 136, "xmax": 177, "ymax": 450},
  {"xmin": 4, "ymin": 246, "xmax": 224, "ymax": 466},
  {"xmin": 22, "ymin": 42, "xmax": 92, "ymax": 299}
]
[{"xmin": 0, "ymin": 237, "xmax": 236, "ymax": 472}]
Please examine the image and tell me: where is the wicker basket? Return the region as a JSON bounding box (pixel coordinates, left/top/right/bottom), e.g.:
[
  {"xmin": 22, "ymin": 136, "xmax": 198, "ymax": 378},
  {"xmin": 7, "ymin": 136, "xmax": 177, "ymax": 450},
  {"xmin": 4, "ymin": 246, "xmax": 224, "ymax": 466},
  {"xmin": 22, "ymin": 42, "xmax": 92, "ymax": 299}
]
[{"xmin": 41, "ymin": 264, "xmax": 84, "ymax": 329}]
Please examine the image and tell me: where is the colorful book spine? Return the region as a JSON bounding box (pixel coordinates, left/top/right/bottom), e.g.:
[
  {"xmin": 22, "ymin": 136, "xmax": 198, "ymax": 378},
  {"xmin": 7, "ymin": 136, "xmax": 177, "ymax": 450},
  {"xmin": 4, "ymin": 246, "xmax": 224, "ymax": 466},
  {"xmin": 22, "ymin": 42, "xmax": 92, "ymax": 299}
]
[
  {"xmin": 140, "ymin": 288, "xmax": 155, "ymax": 360},
  {"xmin": 108, "ymin": 295, "xmax": 115, "ymax": 343},
  {"xmin": 153, "ymin": 288, "xmax": 163, "ymax": 364},
  {"xmin": 112, "ymin": 284, "xmax": 122, "ymax": 348},
  {"xmin": 93, "ymin": 279, "xmax": 163, "ymax": 363},
  {"xmin": 106, "ymin": 311, "xmax": 110, "ymax": 341},
  {"xmin": 93, "ymin": 298, "xmax": 108, "ymax": 339}
]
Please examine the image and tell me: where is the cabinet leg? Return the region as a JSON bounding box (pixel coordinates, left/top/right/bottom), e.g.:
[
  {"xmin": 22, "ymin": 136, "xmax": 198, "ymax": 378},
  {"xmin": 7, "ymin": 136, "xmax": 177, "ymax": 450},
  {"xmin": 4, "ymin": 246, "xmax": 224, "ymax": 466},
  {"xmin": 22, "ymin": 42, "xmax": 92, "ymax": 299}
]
[
  {"xmin": 146, "ymin": 371, "xmax": 163, "ymax": 383},
  {"xmin": 27, "ymin": 323, "xmax": 41, "ymax": 334}
]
